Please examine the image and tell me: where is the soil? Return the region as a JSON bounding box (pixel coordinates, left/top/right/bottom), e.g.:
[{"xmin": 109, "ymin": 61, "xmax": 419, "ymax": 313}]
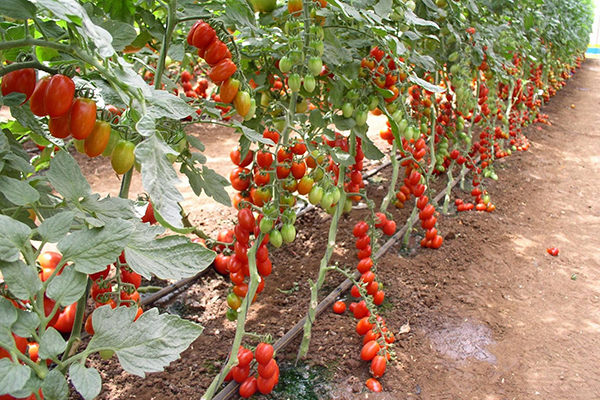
[{"xmin": 69, "ymin": 58, "xmax": 600, "ymax": 400}]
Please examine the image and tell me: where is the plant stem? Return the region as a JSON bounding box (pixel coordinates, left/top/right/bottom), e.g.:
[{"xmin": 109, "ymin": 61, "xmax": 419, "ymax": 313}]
[
  {"xmin": 379, "ymin": 141, "xmax": 399, "ymax": 213},
  {"xmin": 154, "ymin": 0, "xmax": 177, "ymax": 89},
  {"xmin": 118, "ymin": 169, "xmax": 133, "ymax": 199},
  {"xmin": 61, "ymin": 280, "xmax": 91, "ymax": 364},
  {"xmin": 0, "ymin": 60, "xmax": 59, "ymax": 77}
]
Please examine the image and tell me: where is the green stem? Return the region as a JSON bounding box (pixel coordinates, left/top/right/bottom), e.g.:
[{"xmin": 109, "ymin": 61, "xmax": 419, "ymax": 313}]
[
  {"xmin": 154, "ymin": 0, "xmax": 178, "ymax": 89},
  {"xmin": 403, "ymin": 207, "xmax": 418, "ymax": 247},
  {"xmin": 379, "ymin": 141, "xmax": 399, "ymax": 213},
  {"xmin": 0, "ymin": 60, "xmax": 59, "ymax": 77},
  {"xmin": 442, "ymin": 159, "xmax": 456, "ymax": 214},
  {"xmin": 118, "ymin": 169, "xmax": 133, "ymax": 199},
  {"xmin": 297, "ymin": 164, "xmax": 347, "ymax": 360},
  {"xmin": 61, "ymin": 280, "xmax": 91, "ymax": 364}
]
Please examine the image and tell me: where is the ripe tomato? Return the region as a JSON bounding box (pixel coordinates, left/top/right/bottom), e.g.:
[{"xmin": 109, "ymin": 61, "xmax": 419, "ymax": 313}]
[
  {"xmin": 49, "ymin": 110, "xmax": 72, "ymax": 139},
  {"xmin": 238, "ymin": 208, "xmax": 255, "ymax": 231},
  {"xmin": 110, "ymin": 140, "xmax": 136, "ymax": 174},
  {"xmin": 209, "ymin": 58, "xmax": 237, "ymax": 84},
  {"xmin": 69, "ymin": 98, "xmax": 97, "ymax": 140},
  {"xmin": 53, "ymin": 303, "xmax": 77, "ymax": 333},
  {"xmin": 257, "ymin": 373, "xmax": 277, "ymax": 395},
  {"xmin": 296, "ymin": 176, "xmax": 314, "ymax": 195},
  {"xmin": 1, "ymin": 68, "xmax": 36, "ymax": 105},
  {"xmin": 332, "ymin": 301, "xmax": 346, "ymax": 314},
  {"xmin": 84, "ymin": 121, "xmax": 111, "ymax": 157},
  {"xmin": 357, "ymin": 245, "xmax": 372, "ymax": 260},
  {"xmin": 214, "ymin": 254, "xmax": 230, "ymax": 275},
  {"xmin": 357, "ymin": 258, "xmax": 373, "ymax": 273},
  {"xmin": 262, "ymin": 129, "xmax": 280, "ymax": 145},
  {"xmin": 382, "ymin": 220, "xmax": 396, "ymax": 235},
  {"xmin": 356, "ymin": 235, "xmax": 370, "ymax": 250},
  {"xmin": 232, "ymin": 364, "xmax": 250, "ymax": 383},
  {"xmin": 85, "ymin": 313, "xmax": 95, "ymax": 335},
  {"xmin": 255, "ymin": 343, "xmax": 274, "ymax": 365},
  {"xmin": 230, "ymin": 167, "xmax": 251, "ymax": 191},
  {"xmin": 258, "ymin": 358, "xmax": 277, "ymax": 379},
  {"xmin": 141, "ymin": 201, "xmax": 157, "ymax": 224},
  {"xmin": 353, "ymin": 221, "xmax": 369, "ymax": 237},
  {"xmin": 239, "ymin": 376, "xmax": 258, "ymax": 398},
  {"xmin": 361, "ymin": 340, "xmax": 380, "ymax": 361},
  {"xmin": 291, "ymin": 160, "xmax": 306, "ymax": 179},
  {"xmin": 192, "ymin": 21, "xmax": 217, "ymax": 50},
  {"xmin": 230, "ymin": 147, "xmax": 254, "ymax": 167},
  {"xmin": 89, "ymin": 264, "xmax": 111, "ymax": 282},
  {"xmin": 204, "ymin": 40, "xmax": 232, "ymax": 66},
  {"xmin": 356, "ymin": 317, "xmax": 373, "ymax": 335},
  {"xmin": 547, "ymin": 247, "xmax": 559, "ymax": 256},
  {"xmin": 38, "ymin": 251, "xmax": 63, "ymax": 281},
  {"xmin": 220, "ymin": 78, "xmax": 240, "ymax": 103},
  {"xmin": 44, "ymin": 297, "xmax": 60, "ymax": 327},
  {"xmin": 90, "ymin": 281, "xmax": 111, "ymax": 303},
  {"xmin": 121, "ymin": 267, "xmax": 142, "ymax": 288},
  {"xmin": 366, "ymin": 377, "xmax": 382, "ymax": 392},
  {"xmin": 45, "ymin": 74, "xmax": 75, "ymax": 117},
  {"xmin": 370, "ymin": 355, "xmax": 387, "ymax": 378},
  {"xmin": 29, "ymin": 76, "xmax": 51, "ymax": 116},
  {"xmin": 353, "ymin": 300, "xmax": 369, "ymax": 319},
  {"xmin": 0, "ymin": 333, "xmax": 28, "ymax": 361},
  {"xmin": 419, "ymin": 204, "xmax": 435, "ymax": 220},
  {"xmin": 120, "ymin": 289, "xmax": 140, "ymax": 305}
]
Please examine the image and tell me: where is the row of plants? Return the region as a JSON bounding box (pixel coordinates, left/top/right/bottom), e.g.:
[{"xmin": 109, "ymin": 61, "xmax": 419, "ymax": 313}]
[{"xmin": 0, "ymin": 0, "xmax": 593, "ymax": 398}]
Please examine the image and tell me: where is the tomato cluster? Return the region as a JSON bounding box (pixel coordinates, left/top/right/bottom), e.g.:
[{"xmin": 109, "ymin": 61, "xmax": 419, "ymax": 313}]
[{"xmin": 225, "ymin": 343, "xmax": 280, "ymax": 397}]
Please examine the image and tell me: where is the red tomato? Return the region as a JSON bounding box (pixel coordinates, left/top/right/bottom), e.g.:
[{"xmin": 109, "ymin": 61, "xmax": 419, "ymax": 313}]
[
  {"xmin": 192, "ymin": 21, "xmax": 217, "ymax": 50},
  {"xmin": 332, "ymin": 300, "xmax": 346, "ymax": 314},
  {"xmin": 232, "ymin": 364, "xmax": 250, "ymax": 383},
  {"xmin": 382, "ymin": 220, "xmax": 396, "ymax": 235},
  {"xmin": 353, "ymin": 221, "xmax": 369, "ymax": 237},
  {"xmin": 291, "ymin": 161, "xmax": 306, "ymax": 179},
  {"xmin": 258, "ymin": 358, "xmax": 277, "ymax": 379},
  {"xmin": 356, "ymin": 235, "xmax": 370, "ymax": 250},
  {"xmin": 230, "ymin": 167, "xmax": 251, "ymax": 191},
  {"xmin": 230, "ymin": 147, "xmax": 254, "ymax": 167},
  {"xmin": 547, "ymin": 247, "xmax": 559, "ymax": 256},
  {"xmin": 238, "ymin": 208, "xmax": 255, "ymax": 231},
  {"xmin": 141, "ymin": 201, "xmax": 157, "ymax": 224},
  {"xmin": 38, "ymin": 252, "xmax": 63, "ymax": 282},
  {"xmin": 366, "ymin": 377, "xmax": 383, "ymax": 392},
  {"xmin": 255, "ymin": 342, "xmax": 274, "ymax": 365},
  {"xmin": 239, "ymin": 376, "xmax": 258, "ymax": 398},
  {"xmin": 29, "ymin": 76, "xmax": 51, "ymax": 116},
  {"xmin": 370, "ymin": 355, "xmax": 387, "ymax": 378},
  {"xmin": 1, "ymin": 68, "xmax": 36, "ymax": 104},
  {"xmin": 53, "ymin": 303, "xmax": 77, "ymax": 333},
  {"xmin": 209, "ymin": 58, "xmax": 237, "ymax": 84},
  {"xmin": 45, "ymin": 74, "xmax": 75, "ymax": 118},
  {"xmin": 214, "ymin": 253, "xmax": 230, "ymax": 275},
  {"xmin": 69, "ymin": 98, "xmax": 97, "ymax": 140},
  {"xmin": 220, "ymin": 78, "xmax": 240, "ymax": 103},
  {"xmin": 262, "ymin": 129, "xmax": 280, "ymax": 145},
  {"xmin": 356, "ymin": 317, "xmax": 373, "ymax": 335},
  {"xmin": 89, "ymin": 264, "xmax": 111, "ymax": 282},
  {"xmin": 361, "ymin": 340, "xmax": 381, "ymax": 361},
  {"xmin": 120, "ymin": 267, "xmax": 142, "ymax": 288},
  {"xmin": 257, "ymin": 373, "xmax": 277, "ymax": 394},
  {"xmin": 204, "ymin": 40, "xmax": 232, "ymax": 66},
  {"xmin": 48, "ymin": 111, "xmax": 72, "ymax": 139},
  {"xmin": 0, "ymin": 333, "xmax": 28, "ymax": 361}
]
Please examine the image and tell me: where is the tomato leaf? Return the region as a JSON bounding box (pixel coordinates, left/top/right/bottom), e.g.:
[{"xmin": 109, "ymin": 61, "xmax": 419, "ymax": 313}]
[
  {"xmin": 135, "ymin": 133, "xmax": 185, "ymax": 229},
  {"xmin": 186, "ymin": 134, "xmax": 205, "ymax": 152},
  {"xmin": 69, "ymin": 363, "xmax": 102, "ymax": 400},
  {"xmin": 38, "ymin": 211, "xmax": 75, "ymax": 244},
  {"xmin": 147, "ymin": 89, "xmax": 195, "ymax": 121},
  {"xmin": 46, "ymin": 264, "xmax": 87, "ymax": 307},
  {"xmin": 354, "ymin": 128, "xmax": 385, "ymax": 160},
  {"xmin": 0, "ymin": 0, "xmax": 36, "ymax": 20},
  {"xmin": 408, "ymin": 75, "xmax": 446, "ymax": 94},
  {"xmin": 0, "ymin": 260, "xmax": 41, "ymax": 301},
  {"xmin": 332, "ymin": 115, "xmax": 356, "ymax": 131},
  {"xmin": 0, "ymin": 215, "xmax": 31, "ymax": 263},
  {"xmin": 35, "ymin": 0, "xmax": 115, "ymax": 57},
  {"xmin": 0, "ymin": 297, "xmax": 18, "ymax": 337},
  {"xmin": 330, "ymin": 148, "xmax": 355, "ymax": 167},
  {"xmin": 58, "ymin": 218, "xmax": 135, "ymax": 274},
  {"xmin": 38, "ymin": 327, "xmax": 67, "ymax": 360},
  {"xmin": 125, "ymin": 231, "xmax": 215, "ymax": 280},
  {"xmin": 405, "ymin": 9, "xmax": 439, "ymax": 28},
  {"xmin": 96, "ymin": 20, "xmax": 138, "ymax": 51},
  {"xmin": 87, "ymin": 306, "xmax": 203, "ymax": 377},
  {"xmin": 0, "ymin": 176, "xmax": 39, "ymax": 206},
  {"xmin": 47, "ymin": 151, "xmax": 92, "ymax": 203},
  {"xmin": 0, "ymin": 358, "xmax": 30, "ymax": 396},
  {"xmin": 12, "ymin": 308, "xmax": 40, "ymax": 339},
  {"xmin": 41, "ymin": 369, "xmax": 69, "ymax": 400},
  {"xmin": 79, "ymin": 194, "xmax": 137, "ymax": 221}
]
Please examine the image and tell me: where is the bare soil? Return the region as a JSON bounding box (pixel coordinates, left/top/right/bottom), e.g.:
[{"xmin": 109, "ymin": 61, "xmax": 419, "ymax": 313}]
[{"xmin": 75, "ymin": 58, "xmax": 600, "ymax": 400}]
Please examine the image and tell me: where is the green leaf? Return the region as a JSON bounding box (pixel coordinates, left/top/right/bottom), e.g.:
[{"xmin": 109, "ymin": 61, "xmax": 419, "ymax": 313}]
[
  {"xmin": 147, "ymin": 89, "xmax": 195, "ymax": 120},
  {"xmin": 167, "ymin": 40, "xmax": 185, "ymax": 62},
  {"xmin": 35, "ymin": 0, "xmax": 115, "ymax": 57},
  {"xmin": 58, "ymin": 219, "xmax": 134, "ymax": 274},
  {"xmin": 135, "ymin": 133, "xmax": 185, "ymax": 229},
  {"xmin": 125, "ymin": 232, "xmax": 215, "ymax": 280},
  {"xmin": 99, "ymin": 20, "xmax": 138, "ymax": 51},
  {"xmin": 37, "ymin": 211, "xmax": 74, "ymax": 244},
  {"xmin": 88, "ymin": 306, "xmax": 203, "ymax": 377},
  {"xmin": 98, "ymin": 0, "xmax": 135, "ymax": 23},
  {"xmin": 354, "ymin": 128, "xmax": 385, "ymax": 160},
  {"xmin": 9, "ymin": 107, "xmax": 48, "ymax": 148},
  {"xmin": 0, "ymin": 260, "xmax": 41, "ymax": 301},
  {"xmin": 41, "ymin": 369, "xmax": 69, "ymax": 400},
  {"xmin": 12, "ymin": 308, "xmax": 40, "ymax": 338},
  {"xmin": 224, "ymin": 0, "xmax": 257, "ymax": 32},
  {"xmin": 47, "ymin": 151, "xmax": 92, "ymax": 202},
  {"xmin": 186, "ymin": 134, "xmax": 205, "ymax": 152},
  {"xmin": 408, "ymin": 75, "xmax": 446, "ymax": 93},
  {"xmin": 6, "ymin": 372, "xmax": 42, "ymax": 399},
  {"xmin": 0, "ymin": 215, "xmax": 31, "ymax": 263},
  {"xmin": 309, "ymin": 109, "xmax": 326, "ymax": 128},
  {"xmin": 2, "ymin": 92, "xmax": 27, "ymax": 107},
  {"xmin": 373, "ymin": 0, "xmax": 392, "ymax": 17},
  {"xmin": 79, "ymin": 194, "xmax": 136, "ymax": 221},
  {"xmin": 38, "ymin": 327, "xmax": 67, "ymax": 360},
  {"xmin": 0, "ymin": 176, "xmax": 40, "ymax": 206},
  {"xmin": 113, "ymin": 60, "xmax": 152, "ymax": 98},
  {"xmin": 69, "ymin": 364, "xmax": 102, "ymax": 400},
  {"xmin": 0, "ymin": 358, "xmax": 30, "ymax": 396},
  {"xmin": 0, "ymin": 0, "xmax": 36, "ymax": 20},
  {"xmin": 46, "ymin": 264, "xmax": 87, "ymax": 307},
  {"xmin": 0, "ymin": 297, "xmax": 19, "ymax": 345},
  {"xmin": 405, "ymin": 9, "xmax": 439, "ymax": 28},
  {"xmin": 332, "ymin": 115, "xmax": 356, "ymax": 131},
  {"xmin": 231, "ymin": 121, "xmax": 274, "ymax": 146},
  {"xmin": 199, "ymin": 166, "xmax": 231, "ymax": 206},
  {"xmin": 330, "ymin": 148, "xmax": 355, "ymax": 167}
]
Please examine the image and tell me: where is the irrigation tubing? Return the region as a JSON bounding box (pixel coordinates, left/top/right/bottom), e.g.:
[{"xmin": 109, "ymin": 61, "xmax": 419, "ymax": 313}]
[{"xmin": 211, "ymin": 160, "xmax": 475, "ymax": 400}]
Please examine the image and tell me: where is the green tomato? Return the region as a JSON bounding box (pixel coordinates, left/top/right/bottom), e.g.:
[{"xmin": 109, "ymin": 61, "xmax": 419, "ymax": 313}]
[
  {"xmin": 260, "ymin": 217, "xmax": 274, "ymax": 234},
  {"xmin": 279, "ymin": 56, "xmax": 293, "ymax": 73},
  {"xmin": 343, "ymin": 198, "xmax": 352, "ymax": 213},
  {"xmin": 73, "ymin": 139, "xmax": 85, "ymax": 154},
  {"xmin": 320, "ymin": 192, "xmax": 334, "ymax": 209},
  {"xmin": 342, "ymin": 103, "xmax": 354, "ymax": 118},
  {"xmin": 99, "ymin": 350, "xmax": 114, "ymax": 360},
  {"xmin": 288, "ymin": 73, "xmax": 301, "ymax": 92},
  {"xmin": 244, "ymin": 98, "xmax": 256, "ymax": 121},
  {"xmin": 308, "ymin": 185, "xmax": 324, "ymax": 205},
  {"xmin": 329, "ymin": 186, "xmax": 341, "ymax": 205},
  {"xmin": 283, "ymin": 208, "xmax": 297, "ymax": 225},
  {"xmin": 281, "ymin": 224, "xmax": 296, "ymax": 243},
  {"xmin": 250, "ymin": 0, "xmax": 277, "ymax": 12},
  {"xmin": 303, "ymin": 75, "xmax": 316, "ymax": 93},
  {"xmin": 226, "ymin": 308, "xmax": 238, "ymax": 321},
  {"xmin": 308, "ymin": 56, "xmax": 323, "ymax": 76},
  {"xmin": 398, "ymin": 119, "xmax": 408, "ymax": 134},
  {"xmin": 368, "ymin": 96, "xmax": 379, "ymax": 111},
  {"xmin": 270, "ymin": 229, "xmax": 283, "ymax": 248}
]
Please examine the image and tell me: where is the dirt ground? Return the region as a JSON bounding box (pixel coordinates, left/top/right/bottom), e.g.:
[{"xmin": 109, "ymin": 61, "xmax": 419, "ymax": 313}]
[{"xmin": 69, "ymin": 58, "xmax": 600, "ymax": 400}]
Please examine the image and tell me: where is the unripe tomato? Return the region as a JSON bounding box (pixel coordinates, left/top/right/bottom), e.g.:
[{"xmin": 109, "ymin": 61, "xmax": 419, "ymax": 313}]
[
  {"xmin": 288, "ymin": 73, "xmax": 301, "ymax": 92},
  {"xmin": 110, "ymin": 140, "xmax": 136, "ymax": 174},
  {"xmin": 308, "ymin": 185, "xmax": 324, "ymax": 205},
  {"xmin": 220, "ymin": 78, "xmax": 240, "ymax": 103},
  {"xmin": 280, "ymin": 223, "xmax": 296, "ymax": 243},
  {"xmin": 233, "ymin": 91, "xmax": 251, "ymax": 117},
  {"xmin": 308, "ymin": 56, "xmax": 323, "ymax": 76},
  {"xmin": 303, "ymin": 75, "xmax": 316, "ymax": 92},
  {"xmin": 250, "ymin": 0, "xmax": 277, "ymax": 12},
  {"xmin": 269, "ymin": 229, "xmax": 283, "ymax": 248},
  {"xmin": 1, "ymin": 68, "xmax": 36, "ymax": 105},
  {"xmin": 84, "ymin": 121, "xmax": 111, "ymax": 157},
  {"xmin": 279, "ymin": 56, "xmax": 293, "ymax": 73},
  {"xmin": 45, "ymin": 74, "xmax": 75, "ymax": 118}
]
